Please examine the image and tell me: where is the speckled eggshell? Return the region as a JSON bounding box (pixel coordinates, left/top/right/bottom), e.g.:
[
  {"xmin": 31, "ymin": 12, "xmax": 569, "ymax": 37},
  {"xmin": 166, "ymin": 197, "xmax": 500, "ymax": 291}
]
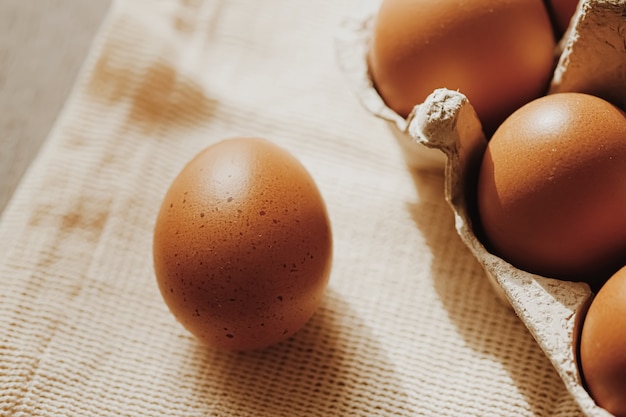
[
  {"xmin": 367, "ymin": 0, "xmax": 556, "ymax": 136},
  {"xmin": 153, "ymin": 137, "xmax": 333, "ymax": 351},
  {"xmin": 476, "ymin": 92, "xmax": 626, "ymax": 291},
  {"xmin": 580, "ymin": 265, "xmax": 626, "ymax": 417}
]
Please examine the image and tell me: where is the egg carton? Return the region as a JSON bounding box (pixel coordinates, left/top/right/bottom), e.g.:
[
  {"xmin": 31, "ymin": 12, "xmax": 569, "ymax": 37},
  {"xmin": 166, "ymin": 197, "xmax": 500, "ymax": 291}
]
[{"xmin": 335, "ymin": 1, "xmax": 626, "ymax": 416}]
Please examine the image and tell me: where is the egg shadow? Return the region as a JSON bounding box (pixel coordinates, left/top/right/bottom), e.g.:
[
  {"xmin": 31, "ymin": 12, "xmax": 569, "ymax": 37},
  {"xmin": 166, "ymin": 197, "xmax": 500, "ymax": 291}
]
[
  {"xmin": 406, "ymin": 168, "xmax": 582, "ymax": 416},
  {"xmin": 185, "ymin": 288, "xmax": 411, "ymax": 416}
]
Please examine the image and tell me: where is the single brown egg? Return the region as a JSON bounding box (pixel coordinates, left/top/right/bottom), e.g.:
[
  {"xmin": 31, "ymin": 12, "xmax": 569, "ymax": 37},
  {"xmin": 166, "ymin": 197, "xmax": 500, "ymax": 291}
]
[
  {"xmin": 368, "ymin": 0, "xmax": 556, "ymax": 136},
  {"xmin": 153, "ymin": 137, "xmax": 333, "ymax": 351},
  {"xmin": 579, "ymin": 265, "xmax": 626, "ymax": 417},
  {"xmin": 476, "ymin": 92, "xmax": 626, "ymax": 290}
]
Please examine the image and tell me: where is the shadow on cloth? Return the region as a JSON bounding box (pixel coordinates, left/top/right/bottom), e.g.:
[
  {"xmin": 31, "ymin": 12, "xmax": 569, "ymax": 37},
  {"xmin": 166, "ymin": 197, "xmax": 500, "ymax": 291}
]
[
  {"xmin": 406, "ymin": 168, "xmax": 579, "ymax": 416},
  {"xmin": 186, "ymin": 288, "xmax": 411, "ymax": 416}
]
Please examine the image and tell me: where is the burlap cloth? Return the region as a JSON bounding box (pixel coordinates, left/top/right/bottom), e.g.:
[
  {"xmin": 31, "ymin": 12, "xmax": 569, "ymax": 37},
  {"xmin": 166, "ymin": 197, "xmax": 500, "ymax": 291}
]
[{"xmin": 0, "ymin": 0, "xmax": 587, "ymax": 415}]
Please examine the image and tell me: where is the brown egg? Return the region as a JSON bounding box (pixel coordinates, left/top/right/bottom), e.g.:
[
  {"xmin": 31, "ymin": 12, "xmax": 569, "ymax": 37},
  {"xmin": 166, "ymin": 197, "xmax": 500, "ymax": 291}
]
[
  {"xmin": 476, "ymin": 92, "xmax": 626, "ymax": 290},
  {"xmin": 579, "ymin": 265, "xmax": 626, "ymax": 417},
  {"xmin": 368, "ymin": 0, "xmax": 556, "ymax": 136},
  {"xmin": 153, "ymin": 137, "xmax": 333, "ymax": 351},
  {"xmin": 545, "ymin": 0, "xmax": 579, "ymax": 37}
]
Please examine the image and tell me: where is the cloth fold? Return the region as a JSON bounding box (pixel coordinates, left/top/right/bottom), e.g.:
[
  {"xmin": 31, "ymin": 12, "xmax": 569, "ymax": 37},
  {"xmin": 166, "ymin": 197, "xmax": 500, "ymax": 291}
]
[{"xmin": 0, "ymin": 0, "xmax": 584, "ymax": 415}]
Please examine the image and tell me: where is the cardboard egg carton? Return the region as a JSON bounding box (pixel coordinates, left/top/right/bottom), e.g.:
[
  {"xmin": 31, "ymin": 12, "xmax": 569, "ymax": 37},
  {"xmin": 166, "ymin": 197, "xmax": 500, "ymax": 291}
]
[{"xmin": 335, "ymin": 1, "xmax": 626, "ymax": 416}]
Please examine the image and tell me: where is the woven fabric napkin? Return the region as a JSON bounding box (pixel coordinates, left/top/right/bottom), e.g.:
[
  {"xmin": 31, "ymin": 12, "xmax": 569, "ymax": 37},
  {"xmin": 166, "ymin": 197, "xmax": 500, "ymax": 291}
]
[{"xmin": 0, "ymin": 0, "xmax": 585, "ymax": 415}]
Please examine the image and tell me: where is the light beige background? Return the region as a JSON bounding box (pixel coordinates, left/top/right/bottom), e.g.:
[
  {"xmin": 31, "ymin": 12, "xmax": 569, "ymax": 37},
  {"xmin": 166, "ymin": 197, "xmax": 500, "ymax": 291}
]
[{"xmin": 0, "ymin": 0, "xmax": 111, "ymax": 213}]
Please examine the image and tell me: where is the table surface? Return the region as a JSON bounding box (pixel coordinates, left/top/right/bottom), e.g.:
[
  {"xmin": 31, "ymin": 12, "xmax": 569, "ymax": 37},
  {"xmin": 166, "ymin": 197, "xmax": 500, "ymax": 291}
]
[{"xmin": 0, "ymin": 0, "xmax": 111, "ymax": 214}]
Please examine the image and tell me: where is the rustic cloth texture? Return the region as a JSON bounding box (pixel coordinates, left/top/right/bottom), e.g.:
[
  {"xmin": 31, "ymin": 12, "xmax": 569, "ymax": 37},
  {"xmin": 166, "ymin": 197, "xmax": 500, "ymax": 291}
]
[{"xmin": 0, "ymin": 0, "xmax": 586, "ymax": 415}]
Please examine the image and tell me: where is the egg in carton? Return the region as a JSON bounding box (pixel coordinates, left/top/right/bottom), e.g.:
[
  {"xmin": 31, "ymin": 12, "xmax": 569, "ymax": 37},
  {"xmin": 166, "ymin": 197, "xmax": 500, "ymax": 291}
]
[{"xmin": 335, "ymin": 0, "xmax": 626, "ymax": 416}]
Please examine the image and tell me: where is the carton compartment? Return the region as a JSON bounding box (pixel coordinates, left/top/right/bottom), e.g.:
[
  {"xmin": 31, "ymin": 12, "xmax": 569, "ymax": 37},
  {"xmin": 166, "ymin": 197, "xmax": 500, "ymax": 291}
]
[{"xmin": 336, "ymin": 0, "xmax": 626, "ymax": 415}]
